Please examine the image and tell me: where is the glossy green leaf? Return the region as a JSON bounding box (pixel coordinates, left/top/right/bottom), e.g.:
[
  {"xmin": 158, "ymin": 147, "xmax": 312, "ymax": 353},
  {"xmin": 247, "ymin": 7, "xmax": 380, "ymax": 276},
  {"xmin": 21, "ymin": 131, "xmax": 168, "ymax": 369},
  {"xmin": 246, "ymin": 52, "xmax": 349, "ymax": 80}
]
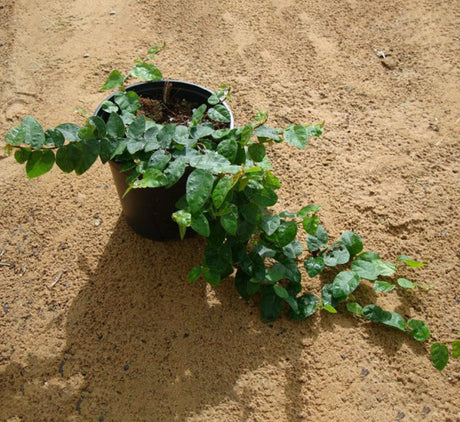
[
  {"xmin": 45, "ymin": 129, "xmax": 65, "ymax": 147},
  {"xmin": 187, "ymin": 265, "xmax": 203, "ymax": 282},
  {"xmin": 373, "ymin": 280, "xmax": 395, "ymax": 292},
  {"xmin": 397, "ymin": 278, "xmax": 416, "ymax": 289},
  {"xmin": 322, "ymin": 283, "xmax": 346, "ymax": 308},
  {"xmin": 372, "ymin": 259, "xmax": 396, "ymax": 277},
  {"xmin": 341, "ymin": 231, "xmax": 363, "ymax": 257},
  {"xmin": 357, "ymin": 251, "xmax": 380, "ymax": 262},
  {"xmin": 384, "ymin": 312, "xmax": 407, "ymax": 331},
  {"xmin": 164, "ymin": 159, "xmax": 186, "ymax": 188},
  {"xmin": 74, "ymin": 140, "xmax": 100, "ymax": 175},
  {"xmin": 254, "ymin": 125, "xmax": 280, "ymax": 141},
  {"xmin": 101, "ymin": 100, "xmax": 118, "ymax": 113},
  {"xmin": 248, "ymin": 143, "xmax": 266, "ymax": 162},
  {"xmin": 133, "ymin": 168, "xmax": 168, "ymax": 188},
  {"xmin": 130, "ymin": 62, "xmax": 162, "ymax": 80},
  {"xmin": 101, "ymin": 69, "xmax": 125, "ymax": 91},
  {"xmin": 397, "ymin": 255, "xmax": 427, "ymax": 268},
  {"xmin": 148, "ymin": 150, "xmax": 171, "ymax": 170},
  {"xmin": 235, "ymin": 271, "xmax": 260, "ymax": 300},
  {"xmin": 220, "ymin": 204, "xmax": 238, "ymax": 235},
  {"xmin": 306, "ymin": 225, "xmax": 328, "ymax": 252},
  {"xmin": 203, "ymin": 267, "xmax": 221, "ymax": 286},
  {"xmin": 351, "ymin": 259, "xmax": 379, "ymax": 281},
  {"xmin": 186, "ymin": 169, "xmax": 214, "ymax": 214},
  {"xmin": 362, "ymin": 304, "xmax": 391, "ymax": 323},
  {"xmin": 240, "ymin": 203, "xmax": 261, "ymax": 225},
  {"xmin": 172, "ymin": 210, "xmax": 192, "ymax": 240},
  {"xmin": 25, "ymin": 150, "xmax": 55, "ymax": 178},
  {"xmin": 407, "ymin": 319, "xmax": 430, "ymax": 342},
  {"xmin": 6, "ymin": 125, "xmax": 26, "ymax": 146},
  {"xmin": 323, "ymin": 242, "xmax": 351, "ymax": 267},
  {"xmin": 304, "ymin": 257, "xmax": 325, "ymax": 277},
  {"xmin": 261, "ymin": 214, "xmax": 281, "ymax": 236},
  {"xmin": 282, "ymin": 240, "xmax": 303, "ymax": 259},
  {"xmin": 302, "ymin": 215, "xmax": 319, "ymax": 235},
  {"xmin": 99, "ymin": 139, "xmax": 117, "ymax": 164},
  {"xmin": 274, "ymin": 221, "xmax": 298, "ymax": 247},
  {"xmin": 283, "ymin": 125, "xmax": 308, "ymax": 149},
  {"xmin": 288, "ymin": 294, "xmax": 319, "ymax": 320},
  {"xmin": 217, "ymin": 138, "xmax": 238, "ymax": 162},
  {"xmin": 207, "ymin": 105, "xmax": 231, "ymax": 123},
  {"xmin": 332, "ymin": 271, "xmax": 360, "ymax": 298},
  {"xmin": 106, "ymin": 112, "xmax": 125, "ymax": 139},
  {"xmin": 323, "ymin": 304, "xmax": 337, "ymax": 313},
  {"xmin": 191, "ymin": 212, "xmax": 210, "ymax": 237},
  {"xmin": 260, "ymin": 287, "xmax": 284, "ymax": 323},
  {"xmin": 14, "ymin": 148, "xmax": 30, "ymax": 164},
  {"xmin": 252, "ymin": 188, "xmax": 278, "ymax": 207},
  {"xmin": 114, "ymin": 91, "xmax": 140, "ymax": 114},
  {"xmin": 21, "ymin": 116, "xmax": 45, "ymax": 148},
  {"xmin": 297, "ymin": 204, "xmax": 322, "ymax": 217},
  {"xmin": 273, "ymin": 285, "xmax": 289, "ymax": 300},
  {"xmin": 55, "ymin": 123, "xmax": 80, "ymax": 142},
  {"xmin": 346, "ymin": 302, "xmax": 363, "ymax": 315},
  {"xmin": 452, "ymin": 339, "xmax": 460, "ymax": 359},
  {"xmin": 430, "ymin": 342, "xmax": 449, "ymax": 371},
  {"xmin": 56, "ymin": 144, "xmax": 80, "ymax": 173},
  {"xmin": 212, "ymin": 176, "xmax": 233, "ymax": 208}
]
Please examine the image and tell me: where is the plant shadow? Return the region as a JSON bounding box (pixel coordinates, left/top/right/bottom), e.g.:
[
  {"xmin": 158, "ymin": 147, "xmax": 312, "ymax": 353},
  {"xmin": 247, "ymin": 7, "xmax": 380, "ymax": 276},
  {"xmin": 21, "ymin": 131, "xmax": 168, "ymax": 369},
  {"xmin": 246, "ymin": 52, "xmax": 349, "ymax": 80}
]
[{"xmin": 0, "ymin": 217, "xmax": 318, "ymax": 421}]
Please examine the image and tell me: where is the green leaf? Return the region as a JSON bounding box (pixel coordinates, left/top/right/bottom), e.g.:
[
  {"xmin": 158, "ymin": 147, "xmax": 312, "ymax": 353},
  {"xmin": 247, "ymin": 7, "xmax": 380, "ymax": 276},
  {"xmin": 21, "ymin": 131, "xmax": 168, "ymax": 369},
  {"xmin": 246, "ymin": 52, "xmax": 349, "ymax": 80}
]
[
  {"xmin": 297, "ymin": 204, "xmax": 322, "ymax": 217},
  {"xmin": 127, "ymin": 115, "xmax": 146, "ymax": 139},
  {"xmin": 372, "ymin": 259, "xmax": 396, "ymax": 277},
  {"xmin": 340, "ymin": 231, "xmax": 363, "ymax": 257},
  {"xmin": 452, "ymin": 339, "xmax": 460, "ymax": 359},
  {"xmin": 430, "ymin": 342, "xmax": 449, "ymax": 371},
  {"xmin": 21, "ymin": 116, "xmax": 45, "ymax": 149},
  {"xmin": 332, "ymin": 271, "xmax": 361, "ymax": 298},
  {"xmin": 55, "ymin": 123, "xmax": 81, "ymax": 141},
  {"xmin": 101, "ymin": 69, "xmax": 125, "ymax": 91},
  {"xmin": 357, "ymin": 251, "xmax": 380, "ymax": 262},
  {"xmin": 208, "ymin": 89, "xmax": 229, "ymax": 105},
  {"xmin": 74, "ymin": 140, "xmax": 100, "ymax": 175},
  {"xmin": 304, "ymin": 257, "xmax": 325, "ymax": 277},
  {"xmin": 45, "ymin": 129, "xmax": 65, "ymax": 147},
  {"xmin": 207, "ymin": 104, "xmax": 231, "ymax": 123},
  {"xmin": 288, "ymin": 294, "xmax": 319, "ymax": 320},
  {"xmin": 397, "ymin": 278, "xmax": 416, "ymax": 289},
  {"xmin": 56, "ymin": 144, "xmax": 80, "ymax": 173},
  {"xmin": 189, "ymin": 151, "xmax": 239, "ymax": 174},
  {"xmin": 323, "ymin": 242, "xmax": 351, "ymax": 267},
  {"xmin": 148, "ymin": 150, "xmax": 171, "ymax": 170},
  {"xmin": 6, "ymin": 125, "xmax": 26, "ymax": 146},
  {"xmin": 14, "ymin": 148, "xmax": 30, "ymax": 164},
  {"xmin": 373, "ymin": 280, "xmax": 395, "ymax": 292},
  {"xmin": 212, "ymin": 176, "xmax": 233, "ymax": 208},
  {"xmin": 107, "ymin": 112, "xmax": 125, "ymax": 139},
  {"xmin": 273, "ymin": 221, "xmax": 298, "ymax": 247},
  {"xmin": 384, "ymin": 312, "xmax": 407, "ymax": 331},
  {"xmin": 191, "ymin": 212, "xmax": 210, "ymax": 237},
  {"xmin": 99, "ymin": 139, "xmax": 117, "ymax": 164},
  {"xmin": 254, "ymin": 125, "xmax": 280, "ymax": 141},
  {"xmin": 322, "ymin": 283, "xmax": 346, "ymax": 308},
  {"xmin": 114, "ymin": 91, "xmax": 140, "ymax": 114},
  {"xmin": 323, "ymin": 304, "xmax": 337, "ymax": 313},
  {"xmin": 397, "ymin": 255, "xmax": 427, "ymax": 268},
  {"xmin": 346, "ymin": 302, "xmax": 363, "ymax": 315},
  {"xmin": 203, "ymin": 267, "xmax": 221, "ymax": 286},
  {"xmin": 252, "ymin": 188, "xmax": 278, "ymax": 207},
  {"xmin": 283, "ymin": 125, "xmax": 308, "ymax": 149},
  {"xmin": 282, "ymin": 240, "xmax": 303, "ymax": 259},
  {"xmin": 220, "ymin": 204, "xmax": 238, "ymax": 235},
  {"xmin": 235, "ymin": 271, "xmax": 260, "ymax": 300},
  {"xmin": 302, "ymin": 215, "xmax": 320, "ymax": 235},
  {"xmin": 187, "ymin": 265, "xmax": 203, "ymax": 282},
  {"xmin": 260, "ymin": 287, "xmax": 284, "ymax": 323},
  {"xmin": 164, "ymin": 159, "xmax": 186, "ymax": 188},
  {"xmin": 351, "ymin": 259, "xmax": 379, "ymax": 281},
  {"xmin": 130, "ymin": 61, "xmax": 162, "ymax": 80},
  {"xmin": 274, "ymin": 285, "xmax": 289, "ymax": 300},
  {"xmin": 101, "ymin": 100, "xmax": 118, "ymax": 113},
  {"xmin": 186, "ymin": 169, "xmax": 214, "ymax": 214},
  {"xmin": 362, "ymin": 304, "xmax": 391, "ymax": 323},
  {"xmin": 240, "ymin": 203, "xmax": 261, "ymax": 225},
  {"xmin": 306, "ymin": 225, "xmax": 328, "ymax": 252},
  {"xmin": 191, "ymin": 104, "xmax": 207, "ymax": 124},
  {"xmin": 248, "ymin": 143, "xmax": 266, "ymax": 162},
  {"xmin": 133, "ymin": 168, "xmax": 168, "ymax": 188},
  {"xmin": 217, "ymin": 138, "xmax": 238, "ymax": 162},
  {"xmin": 192, "ymin": 124, "xmax": 214, "ymax": 139},
  {"xmin": 25, "ymin": 150, "xmax": 55, "ymax": 178},
  {"xmin": 172, "ymin": 210, "xmax": 192, "ymax": 240},
  {"xmin": 407, "ymin": 319, "xmax": 430, "ymax": 342},
  {"xmin": 261, "ymin": 214, "xmax": 281, "ymax": 236}
]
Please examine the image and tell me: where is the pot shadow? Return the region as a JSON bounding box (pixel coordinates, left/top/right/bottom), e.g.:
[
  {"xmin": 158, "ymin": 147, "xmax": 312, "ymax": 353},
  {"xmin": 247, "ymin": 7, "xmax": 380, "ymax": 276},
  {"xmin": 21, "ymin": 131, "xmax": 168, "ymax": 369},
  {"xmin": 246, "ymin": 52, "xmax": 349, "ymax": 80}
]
[{"xmin": 1, "ymin": 217, "xmax": 318, "ymax": 421}]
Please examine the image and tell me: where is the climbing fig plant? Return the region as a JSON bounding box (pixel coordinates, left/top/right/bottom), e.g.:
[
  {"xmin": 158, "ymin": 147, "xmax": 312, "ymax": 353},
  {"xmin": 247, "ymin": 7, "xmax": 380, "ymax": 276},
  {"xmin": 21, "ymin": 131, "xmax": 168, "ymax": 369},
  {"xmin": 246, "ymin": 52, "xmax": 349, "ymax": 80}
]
[{"xmin": 3, "ymin": 46, "xmax": 457, "ymax": 371}]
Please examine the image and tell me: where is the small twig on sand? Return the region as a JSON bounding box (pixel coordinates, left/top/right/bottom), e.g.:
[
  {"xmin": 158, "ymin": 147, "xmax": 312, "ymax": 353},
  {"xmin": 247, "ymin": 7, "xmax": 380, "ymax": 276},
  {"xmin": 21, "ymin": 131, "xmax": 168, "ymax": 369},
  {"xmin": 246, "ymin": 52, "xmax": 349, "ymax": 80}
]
[
  {"xmin": 0, "ymin": 262, "xmax": 11, "ymax": 267},
  {"xmin": 50, "ymin": 271, "xmax": 64, "ymax": 288}
]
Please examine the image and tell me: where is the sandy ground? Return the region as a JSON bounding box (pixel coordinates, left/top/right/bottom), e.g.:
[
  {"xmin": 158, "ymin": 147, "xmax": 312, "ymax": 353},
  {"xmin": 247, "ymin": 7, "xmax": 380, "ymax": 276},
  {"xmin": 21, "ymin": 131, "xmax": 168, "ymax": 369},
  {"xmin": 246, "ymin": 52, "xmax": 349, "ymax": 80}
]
[{"xmin": 1, "ymin": 0, "xmax": 459, "ymax": 421}]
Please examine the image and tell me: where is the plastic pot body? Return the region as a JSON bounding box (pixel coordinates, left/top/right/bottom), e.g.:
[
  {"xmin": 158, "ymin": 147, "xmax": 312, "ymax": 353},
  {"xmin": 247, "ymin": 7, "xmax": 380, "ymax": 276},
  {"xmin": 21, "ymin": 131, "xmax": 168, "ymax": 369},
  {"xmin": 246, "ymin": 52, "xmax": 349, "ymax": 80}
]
[{"xmin": 95, "ymin": 80, "xmax": 233, "ymax": 241}]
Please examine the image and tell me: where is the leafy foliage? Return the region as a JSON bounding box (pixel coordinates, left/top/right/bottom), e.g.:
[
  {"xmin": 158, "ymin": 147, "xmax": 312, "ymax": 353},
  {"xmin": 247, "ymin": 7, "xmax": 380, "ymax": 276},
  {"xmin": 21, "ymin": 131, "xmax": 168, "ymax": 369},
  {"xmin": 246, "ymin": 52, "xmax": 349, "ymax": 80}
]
[{"xmin": 4, "ymin": 45, "xmax": 450, "ymax": 372}]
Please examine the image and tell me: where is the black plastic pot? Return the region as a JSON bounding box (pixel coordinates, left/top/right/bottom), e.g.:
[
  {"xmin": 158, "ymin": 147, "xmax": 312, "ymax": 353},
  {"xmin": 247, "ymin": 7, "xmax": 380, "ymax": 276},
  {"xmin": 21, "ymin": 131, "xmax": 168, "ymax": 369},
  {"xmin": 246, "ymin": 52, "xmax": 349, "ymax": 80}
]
[{"xmin": 94, "ymin": 80, "xmax": 233, "ymax": 241}]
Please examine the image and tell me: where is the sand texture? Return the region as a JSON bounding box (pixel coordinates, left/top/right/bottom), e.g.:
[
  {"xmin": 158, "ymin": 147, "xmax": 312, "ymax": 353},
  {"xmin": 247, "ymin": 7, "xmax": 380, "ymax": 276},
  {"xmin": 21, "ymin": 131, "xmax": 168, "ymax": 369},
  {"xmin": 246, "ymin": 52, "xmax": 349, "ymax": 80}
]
[{"xmin": 0, "ymin": 0, "xmax": 459, "ymax": 421}]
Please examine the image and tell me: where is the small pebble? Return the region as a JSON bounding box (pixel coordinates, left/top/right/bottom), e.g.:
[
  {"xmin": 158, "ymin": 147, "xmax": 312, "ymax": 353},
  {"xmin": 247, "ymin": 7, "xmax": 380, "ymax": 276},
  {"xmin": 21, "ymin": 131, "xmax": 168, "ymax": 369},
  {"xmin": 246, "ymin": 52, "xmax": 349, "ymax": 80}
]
[
  {"xmin": 441, "ymin": 230, "xmax": 447, "ymax": 237},
  {"xmin": 382, "ymin": 56, "xmax": 397, "ymax": 70},
  {"xmin": 360, "ymin": 368, "xmax": 370, "ymax": 378},
  {"xmin": 396, "ymin": 411, "xmax": 405, "ymax": 420},
  {"xmin": 109, "ymin": 10, "xmax": 116, "ymax": 15},
  {"xmin": 422, "ymin": 406, "xmax": 431, "ymax": 414},
  {"xmin": 3, "ymin": 302, "xmax": 9, "ymax": 314},
  {"xmin": 123, "ymin": 364, "xmax": 129, "ymax": 371},
  {"xmin": 83, "ymin": 53, "xmax": 90, "ymax": 58},
  {"xmin": 94, "ymin": 218, "xmax": 102, "ymax": 227}
]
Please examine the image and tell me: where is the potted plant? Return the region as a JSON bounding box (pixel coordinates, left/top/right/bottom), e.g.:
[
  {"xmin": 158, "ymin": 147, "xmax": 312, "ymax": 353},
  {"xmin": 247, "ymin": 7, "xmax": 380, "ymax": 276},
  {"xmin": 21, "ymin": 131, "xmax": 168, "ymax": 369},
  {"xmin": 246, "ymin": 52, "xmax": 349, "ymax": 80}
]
[{"xmin": 3, "ymin": 46, "xmax": 457, "ymax": 370}]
